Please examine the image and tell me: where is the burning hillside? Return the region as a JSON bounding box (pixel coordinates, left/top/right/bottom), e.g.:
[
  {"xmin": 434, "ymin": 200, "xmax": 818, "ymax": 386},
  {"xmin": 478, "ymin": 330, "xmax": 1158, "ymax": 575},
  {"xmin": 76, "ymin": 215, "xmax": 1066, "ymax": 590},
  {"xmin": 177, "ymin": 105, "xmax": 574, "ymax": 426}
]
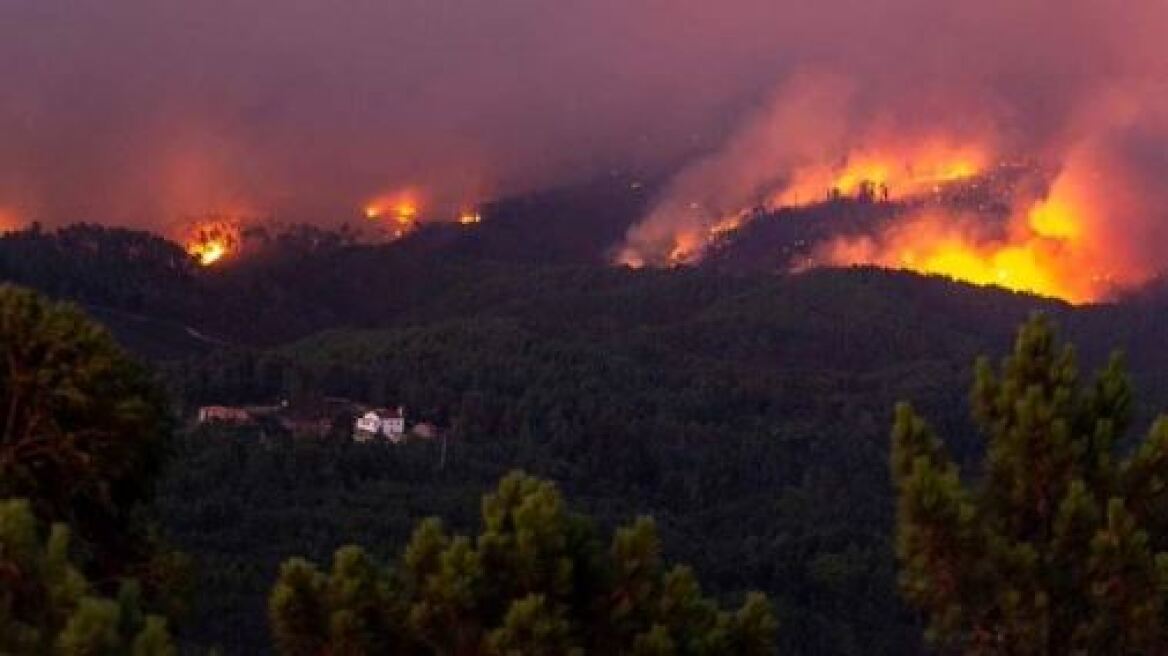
[
  {"xmin": 617, "ymin": 74, "xmax": 1168, "ymax": 304},
  {"xmin": 624, "ymin": 152, "xmax": 1121, "ymax": 302},
  {"xmin": 365, "ymin": 191, "xmax": 421, "ymax": 239},
  {"xmin": 184, "ymin": 219, "xmax": 241, "ymax": 266},
  {"xmin": 804, "ymin": 159, "xmax": 1104, "ymax": 302},
  {"xmin": 363, "ymin": 188, "xmax": 487, "ymax": 238}
]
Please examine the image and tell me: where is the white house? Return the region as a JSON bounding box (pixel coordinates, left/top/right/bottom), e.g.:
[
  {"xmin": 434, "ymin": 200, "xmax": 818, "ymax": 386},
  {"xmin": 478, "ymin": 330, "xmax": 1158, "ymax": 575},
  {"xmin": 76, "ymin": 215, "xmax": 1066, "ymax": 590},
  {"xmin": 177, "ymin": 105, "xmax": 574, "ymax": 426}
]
[
  {"xmin": 353, "ymin": 406, "xmax": 406, "ymax": 443},
  {"xmin": 197, "ymin": 405, "xmax": 251, "ymax": 424}
]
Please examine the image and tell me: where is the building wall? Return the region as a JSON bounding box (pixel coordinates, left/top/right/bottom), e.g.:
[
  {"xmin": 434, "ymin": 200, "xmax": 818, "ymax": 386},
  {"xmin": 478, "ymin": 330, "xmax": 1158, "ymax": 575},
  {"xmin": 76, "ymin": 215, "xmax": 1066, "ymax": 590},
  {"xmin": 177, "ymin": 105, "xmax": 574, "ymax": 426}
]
[{"xmin": 355, "ymin": 413, "xmax": 382, "ymax": 433}]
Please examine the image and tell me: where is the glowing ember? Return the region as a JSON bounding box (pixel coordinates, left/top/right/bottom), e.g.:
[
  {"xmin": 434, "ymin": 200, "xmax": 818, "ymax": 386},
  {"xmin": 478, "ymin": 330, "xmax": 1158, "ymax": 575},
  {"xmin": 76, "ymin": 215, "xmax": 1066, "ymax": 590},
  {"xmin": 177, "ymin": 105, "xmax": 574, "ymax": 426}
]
[{"xmin": 458, "ymin": 212, "xmax": 482, "ymax": 225}]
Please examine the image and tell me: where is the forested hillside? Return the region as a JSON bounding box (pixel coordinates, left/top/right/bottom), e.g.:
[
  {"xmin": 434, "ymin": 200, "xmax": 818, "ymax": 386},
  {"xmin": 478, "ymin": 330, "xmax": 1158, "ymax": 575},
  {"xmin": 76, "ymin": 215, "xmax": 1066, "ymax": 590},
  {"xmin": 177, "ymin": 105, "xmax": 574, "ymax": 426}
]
[{"xmin": 5, "ymin": 224, "xmax": 1168, "ymax": 653}]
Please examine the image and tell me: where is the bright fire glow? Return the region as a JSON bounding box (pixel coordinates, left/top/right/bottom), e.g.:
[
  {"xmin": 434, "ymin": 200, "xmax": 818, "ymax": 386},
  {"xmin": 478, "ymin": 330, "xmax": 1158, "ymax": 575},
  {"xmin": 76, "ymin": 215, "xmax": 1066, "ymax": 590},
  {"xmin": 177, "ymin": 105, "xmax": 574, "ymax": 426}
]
[
  {"xmin": 813, "ymin": 164, "xmax": 1118, "ymax": 303},
  {"xmin": 185, "ymin": 220, "xmax": 241, "ymax": 267},
  {"xmin": 629, "ymin": 140, "xmax": 994, "ymax": 269},
  {"xmin": 774, "ymin": 141, "xmax": 989, "ymax": 206},
  {"xmin": 458, "ymin": 211, "xmax": 482, "ymax": 225},
  {"xmin": 625, "ymin": 135, "xmax": 1146, "ymax": 301},
  {"xmin": 194, "ymin": 241, "xmax": 228, "ymax": 266},
  {"xmin": 669, "ymin": 215, "xmax": 745, "ymax": 264},
  {"xmin": 364, "ymin": 191, "xmax": 423, "ymax": 239},
  {"xmin": 0, "ymin": 208, "xmax": 21, "ymax": 234},
  {"xmin": 365, "ymin": 192, "xmax": 420, "ymax": 222},
  {"xmin": 817, "ymin": 215, "xmax": 1086, "ymax": 300},
  {"xmin": 1027, "ymin": 194, "xmax": 1082, "ymax": 240}
]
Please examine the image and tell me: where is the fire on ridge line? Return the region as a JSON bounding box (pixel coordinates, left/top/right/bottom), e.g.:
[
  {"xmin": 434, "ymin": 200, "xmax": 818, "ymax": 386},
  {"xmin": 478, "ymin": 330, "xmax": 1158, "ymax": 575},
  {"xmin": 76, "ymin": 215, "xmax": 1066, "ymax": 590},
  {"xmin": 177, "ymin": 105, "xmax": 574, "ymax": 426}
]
[
  {"xmin": 623, "ymin": 147, "xmax": 1122, "ymax": 304},
  {"xmin": 180, "ymin": 193, "xmax": 487, "ymax": 267},
  {"xmin": 185, "ymin": 219, "xmax": 241, "ymax": 267},
  {"xmin": 363, "ymin": 190, "xmax": 484, "ymax": 237}
]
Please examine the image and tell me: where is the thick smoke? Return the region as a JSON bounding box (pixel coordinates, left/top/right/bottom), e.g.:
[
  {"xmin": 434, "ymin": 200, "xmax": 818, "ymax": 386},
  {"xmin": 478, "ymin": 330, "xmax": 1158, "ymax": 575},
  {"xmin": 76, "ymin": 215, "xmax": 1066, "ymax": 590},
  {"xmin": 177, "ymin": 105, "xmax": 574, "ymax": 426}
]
[
  {"xmin": 3, "ymin": 0, "xmax": 1168, "ymax": 260},
  {"xmin": 0, "ymin": 0, "xmax": 797, "ymax": 228},
  {"xmin": 617, "ymin": 0, "xmax": 1168, "ymax": 296}
]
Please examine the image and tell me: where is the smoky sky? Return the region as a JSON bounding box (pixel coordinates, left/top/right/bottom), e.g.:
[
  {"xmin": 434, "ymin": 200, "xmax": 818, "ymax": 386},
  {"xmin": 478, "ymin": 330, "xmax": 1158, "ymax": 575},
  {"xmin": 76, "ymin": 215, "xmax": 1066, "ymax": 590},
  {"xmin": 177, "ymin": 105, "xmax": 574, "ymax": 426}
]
[{"xmin": 1, "ymin": 0, "xmax": 1164, "ymax": 230}]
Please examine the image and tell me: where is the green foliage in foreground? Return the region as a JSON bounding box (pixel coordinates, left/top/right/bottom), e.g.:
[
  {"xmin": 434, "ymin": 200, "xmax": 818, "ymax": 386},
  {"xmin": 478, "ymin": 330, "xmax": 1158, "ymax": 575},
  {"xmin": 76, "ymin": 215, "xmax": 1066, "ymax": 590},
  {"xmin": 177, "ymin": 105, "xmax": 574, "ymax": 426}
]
[
  {"xmin": 0, "ymin": 498, "xmax": 175, "ymax": 655},
  {"xmin": 0, "ymin": 284, "xmax": 171, "ymax": 583},
  {"xmin": 269, "ymin": 471, "xmax": 776, "ymax": 655},
  {"xmin": 893, "ymin": 315, "xmax": 1168, "ymax": 653}
]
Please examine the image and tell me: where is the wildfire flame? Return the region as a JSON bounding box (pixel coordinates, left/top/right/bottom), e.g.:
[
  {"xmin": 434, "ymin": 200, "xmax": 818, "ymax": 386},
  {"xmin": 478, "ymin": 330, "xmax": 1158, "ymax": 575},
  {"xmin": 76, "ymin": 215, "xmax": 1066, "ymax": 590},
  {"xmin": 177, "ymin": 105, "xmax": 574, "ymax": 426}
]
[
  {"xmin": 775, "ymin": 142, "xmax": 988, "ymax": 206},
  {"xmin": 622, "ymin": 134, "xmax": 1149, "ymax": 302},
  {"xmin": 618, "ymin": 70, "xmax": 1168, "ymax": 302},
  {"xmin": 663, "ymin": 214, "xmax": 745, "ymax": 265},
  {"xmin": 812, "ymin": 158, "xmax": 1119, "ymax": 303},
  {"xmin": 365, "ymin": 201, "xmax": 418, "ymax": 222},
  {"xmin": 365, "ymin": 190, "xmax": 486, "ymax": 236},
  {"xmin": 185, "ymin": 219, "xmax": 241, "ymax": 266},
  {"xmin": 622, "ymin": 142, "xmax": 991, "ymax": 269},
  {"xmin": 193, "ymin": 240, "xmax": 228, "ymax": 266},
  {"xmin": 364, "ymin": 191, "xmax": 424, "ymax": 238}
]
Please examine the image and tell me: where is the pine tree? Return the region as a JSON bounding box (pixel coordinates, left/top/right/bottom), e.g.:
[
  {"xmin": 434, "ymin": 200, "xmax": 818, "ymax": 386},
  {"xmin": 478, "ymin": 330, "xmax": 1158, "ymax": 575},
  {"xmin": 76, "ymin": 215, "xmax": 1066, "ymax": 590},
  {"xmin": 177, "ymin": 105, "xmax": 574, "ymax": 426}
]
[
  {"xmin": 269, "ymin": 471, "xmax": 776, "ymax": 655},
  {"xmin": 0, "ymin": 284, "xmax": 172, "ymax": 581},
  {"xmin": 892, "ymin": 314, "xmax": 1168, "ymax": 653},
  {"xmin": 0, "ymin": 498, "xmax": 175, "ymax": 655}
]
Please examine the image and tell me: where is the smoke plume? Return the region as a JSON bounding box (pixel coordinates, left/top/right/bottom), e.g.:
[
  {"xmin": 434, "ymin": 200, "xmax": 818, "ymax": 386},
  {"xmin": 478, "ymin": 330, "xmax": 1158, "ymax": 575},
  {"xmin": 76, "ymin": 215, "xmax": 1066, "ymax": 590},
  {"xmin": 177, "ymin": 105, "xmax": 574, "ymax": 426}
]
[
  {"xmin": 615, "ymin": 1, "xmax": 1168, "ymax": 300},
  {"xmin": 3, "ymin": 0, "xmax": 1168, "ymax": 291}
]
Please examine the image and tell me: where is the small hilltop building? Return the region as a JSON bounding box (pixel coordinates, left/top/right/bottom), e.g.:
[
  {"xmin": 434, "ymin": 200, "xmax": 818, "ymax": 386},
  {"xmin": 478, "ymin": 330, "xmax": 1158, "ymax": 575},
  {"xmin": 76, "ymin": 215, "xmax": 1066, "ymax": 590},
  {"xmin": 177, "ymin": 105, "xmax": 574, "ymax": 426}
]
[{"xmin": 354, "ymin": 406, "xmax": 407, "ymax": 443}]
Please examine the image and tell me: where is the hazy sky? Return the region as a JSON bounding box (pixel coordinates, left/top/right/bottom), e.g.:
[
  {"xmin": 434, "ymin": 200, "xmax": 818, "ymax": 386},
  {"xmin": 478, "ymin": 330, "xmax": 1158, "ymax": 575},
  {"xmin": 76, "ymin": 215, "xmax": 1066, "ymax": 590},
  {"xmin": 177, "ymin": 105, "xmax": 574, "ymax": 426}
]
[{"xmin": 1, "ymin": 0, "xmax": 1164, "ymax": 230}]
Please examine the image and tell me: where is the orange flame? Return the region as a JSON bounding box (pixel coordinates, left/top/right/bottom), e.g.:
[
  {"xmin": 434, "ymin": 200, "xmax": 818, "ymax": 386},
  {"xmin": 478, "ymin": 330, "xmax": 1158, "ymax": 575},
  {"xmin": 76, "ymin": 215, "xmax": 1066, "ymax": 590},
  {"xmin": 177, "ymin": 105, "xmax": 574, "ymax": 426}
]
[
  {"xmin": 775, "ymin": 141, "xmax": 989, "ymax": 206},
  {"xmin": 629, "ymin": 139, "xmax": 993, "ymax": 268},
  {"xmin": 185, "ymin": 219, "xmax": 241, "ymax": 267},
  {"xmin": 364, "ymin": 190, "xmax": 423, "ymax": 238},
  {"xmin": 631, "ymin": 136, "xmax": 1146, "ymax": 301},
  {"xmin": 818, "ymin": 217, "xmax": 1085, "ymax": 300},
  {"xmin": 813, "ymin": 164, "xmax": 1119, "ymax": 303},
  {"xmin": 664, "ymin": 215, "xmax": 746, "ymax": 265}
]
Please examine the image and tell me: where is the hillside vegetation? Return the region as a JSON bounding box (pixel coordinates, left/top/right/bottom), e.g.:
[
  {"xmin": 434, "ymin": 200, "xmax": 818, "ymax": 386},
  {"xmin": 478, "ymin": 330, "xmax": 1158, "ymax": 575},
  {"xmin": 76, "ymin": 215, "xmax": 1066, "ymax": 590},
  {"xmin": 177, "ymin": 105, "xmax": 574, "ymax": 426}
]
[{"xmin": 5, "ymin": 222, "xmax": 1168, "ymax": 653}]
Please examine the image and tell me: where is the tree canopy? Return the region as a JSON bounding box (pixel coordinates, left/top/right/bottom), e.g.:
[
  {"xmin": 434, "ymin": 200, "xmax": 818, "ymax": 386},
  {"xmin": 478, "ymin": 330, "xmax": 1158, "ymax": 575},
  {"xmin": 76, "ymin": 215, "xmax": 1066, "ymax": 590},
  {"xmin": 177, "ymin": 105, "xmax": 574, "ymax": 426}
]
[
  {"xmin": 269, "ymin": 471, "xmax": 776, "ymax": 655},
  {"xmin": 892, "ymin": 314, "xmax": 1168, "ymax": 653},
  {"xmin": 0, "ymin": 284, "xmax": 174, "ymax": 590},
  {"xmin": 0, "ymin": 497, "xmax": 175, "ymax": 655}
]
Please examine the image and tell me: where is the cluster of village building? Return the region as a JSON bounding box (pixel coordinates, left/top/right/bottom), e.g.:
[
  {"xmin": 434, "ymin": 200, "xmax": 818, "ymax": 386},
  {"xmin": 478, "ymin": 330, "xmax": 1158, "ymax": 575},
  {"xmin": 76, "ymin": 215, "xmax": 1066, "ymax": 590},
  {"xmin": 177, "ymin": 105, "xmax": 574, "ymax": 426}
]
[{"xmin": 195, "ymin": 399, "xmax": 438, "ymax": 443}]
